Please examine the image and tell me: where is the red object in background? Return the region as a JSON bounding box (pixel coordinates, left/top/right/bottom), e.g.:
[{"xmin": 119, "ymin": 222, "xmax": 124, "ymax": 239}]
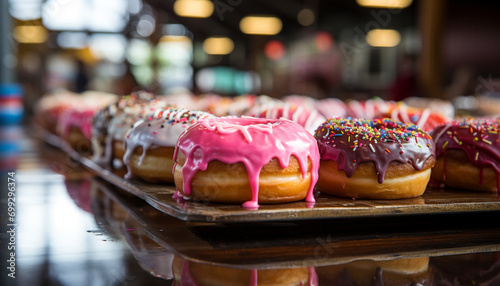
[
  {"xmin": 264, "ymin": 40, "xmax": 286, "ymax": 61},
  {"xmin": 315, "ymin": 32, "xmax": 333, "ymax": 52}
]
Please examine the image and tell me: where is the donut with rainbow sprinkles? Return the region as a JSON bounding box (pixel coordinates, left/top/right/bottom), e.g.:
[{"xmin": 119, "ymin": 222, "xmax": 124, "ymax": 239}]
[{"xmin": 315, "ymin": 117, "xmax": 436, "ymax": 199}]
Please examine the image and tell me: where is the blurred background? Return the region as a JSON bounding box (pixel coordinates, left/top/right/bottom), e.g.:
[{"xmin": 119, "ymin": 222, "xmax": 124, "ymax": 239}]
[{"xmin": 1, "ymin": 0, "xmax": 500, "ymax": 116}]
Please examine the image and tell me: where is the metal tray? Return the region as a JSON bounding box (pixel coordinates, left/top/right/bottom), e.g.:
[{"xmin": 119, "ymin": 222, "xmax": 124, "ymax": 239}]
[{"xmin": 39, "ymin": 128, "xmax": 500, "ymax": 223}]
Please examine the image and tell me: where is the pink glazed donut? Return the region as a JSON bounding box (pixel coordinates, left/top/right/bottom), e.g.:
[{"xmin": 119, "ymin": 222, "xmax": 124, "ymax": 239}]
[{"xmin": 173, "ymin": 117, "xmax": 320, "ymax": 208}]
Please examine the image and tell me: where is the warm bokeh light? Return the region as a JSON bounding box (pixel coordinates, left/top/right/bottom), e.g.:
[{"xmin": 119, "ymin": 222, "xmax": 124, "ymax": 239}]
[
  {"xmin": 366, "ymin": 29, "xmax": 401, "ymax": 47},
  {"xmin": 356, "ymin": 0, "xmax": 413, "ymax": 9},
  {"xmin": 13, "ymin": 25, "xmax": 48, "ymax": 44},
  {"xmin": 159, "ymin": 35, "xmax": 192, "ymax": 43},
  {"xmin": 264, "ymin": 40, "xmax": 285, "ymax": 60},
  {"xmin": 239, "ymin": 16, "xmax": 282, "ymax": 35},
  {"xmin": 203, "ymin": 37, "xmax": 234, "ymax": 55},
  {"xmin": 297, "ymin": 8, "xmax": 315, "ymax": 26},
  {"xmin": 173, "ymin": 0, "xmax": 214, "ymax": 18},
  {"xmin": 315, "ymin": 32, "xmax": 333, "ymax": 52}
]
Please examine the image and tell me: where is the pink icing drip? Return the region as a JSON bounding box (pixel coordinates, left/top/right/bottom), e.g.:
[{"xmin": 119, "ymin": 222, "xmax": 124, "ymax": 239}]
[
  {"xmin": 180, "ymin": 260, "xmax": 197, "ymax": 286},
  {"xmin": 174, "ymin": 117, "xmax": 320, "ymax": 208},
  {"xmin": 308, "ymin": 266, "xmax": 318, "ymax": 286},
  {"xmin": 59, "ymin": 109, "xmax": 95, "ymax": 139},
  {"xmin": 249, "ymin": 269, "xmax": 257, "ymax": 286}
]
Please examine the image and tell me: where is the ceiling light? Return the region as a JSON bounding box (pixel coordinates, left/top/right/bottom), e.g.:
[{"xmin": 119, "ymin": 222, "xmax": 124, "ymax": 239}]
[
  {"xmin": 366, "ymin": 29, "xmax": 401, "ymax": 47},
  {"xmin": 240, "ymin": 16, "xmax": 282, "ymax": 35},
  {"xmin": 356, "ymin": 0, "xmax": 412, "ymax": 9},
  {"xmin": 173, "ymin": 0, "xmax": 214, "ymax": 18},
  {"xmin": 203, "ymin": 37, "xmax": 234, "ymax": 55}
]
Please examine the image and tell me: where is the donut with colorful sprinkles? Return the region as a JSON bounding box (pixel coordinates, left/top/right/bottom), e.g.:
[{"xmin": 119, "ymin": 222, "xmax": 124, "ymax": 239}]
[
  {"xmin": 173, "ymin": 117, "xmax": 320, "ymax": 209},
  {"xmin": 315, "ymin": 117, "xmax": 436, "ymax": 199},
  {"xmin": 430, "ymin": 118, "xmax": 500, "ymax": 192},
  {"xmin": 123, "ymin": 107, "xmax": 213, "ymax": 183}
]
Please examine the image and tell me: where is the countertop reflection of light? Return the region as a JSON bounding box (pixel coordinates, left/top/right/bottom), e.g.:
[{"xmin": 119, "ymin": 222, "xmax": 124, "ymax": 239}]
[
  {"xmin": 13, "ymin": 25, "xmax": 49, "ymax": 44},
  {"xmin": 173, "ymin": 0, "xmax": 214, "ymax": 18},
  {"xmin": 356, "ymin": 0, "xmax": 412, "ymax": 9},
  {"xmin": 366, "ymin": 29, "xmax": 401, "ymax": 47},
  {"xmin": 240, "ymin": 16, "xmax": 282, "ymax": 35},
  {"xmin": 203, "ymin": 37, "xmax": 234, "ymax": 55}
]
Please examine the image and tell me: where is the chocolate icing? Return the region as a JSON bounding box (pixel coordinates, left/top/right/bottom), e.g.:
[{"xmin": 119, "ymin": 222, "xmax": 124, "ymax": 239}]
[
  {"xmin": 431, "ymin": 119, "xmax": 500, "ymax": 191},
  {"xmin": 315, "ymin": 118, "xmax": 435, "ymax": 183}
]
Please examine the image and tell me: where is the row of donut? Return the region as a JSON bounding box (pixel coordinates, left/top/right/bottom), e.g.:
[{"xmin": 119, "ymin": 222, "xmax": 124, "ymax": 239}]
[{"xmin": 35, "ymin": 90, "xmax": 499, "ymax": 208}]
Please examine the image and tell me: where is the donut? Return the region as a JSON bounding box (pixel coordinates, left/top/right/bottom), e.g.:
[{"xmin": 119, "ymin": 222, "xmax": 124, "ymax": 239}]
[
  {"xmin": 173, "ymin": 117, "xmax": 320, "ymax": 208},
  {"xmin": 56, "ymin": 91, "xmax": 117, "ymax": 152},
  {"xmin": 35, "ymin": 90, "xmax": 81, "ymax": 133},
  {"xmin": 122, "ymin": 108, "xmax": 213, "ymax": 183},
  {"xmin": 244, "ymin": 100, "xmax": 326, "ymax": 135},
  {"xmin": 282, "ymin": 94, "xmax": 318, "ymax": 109},
  {"xmin": 346, "ymin": 98, "xmax": 395, "ymax": 120},
  {"xmin": 172, "ymin": 256, "xmax": 317, "ymax": 286},
  {"xmin": 56, "ymin": 109, "xmax": 95, "ymax": 152},
  {"xmin": 314, "ymin": 98, "xmax": 347, "ymax": 119},
  {"xmin": 383, "ymin": 102, "xmax": 450, "ymax": 132},
  {"xmin": 403, "ymin": 97, "xmax": 454, "ymax": 121},
  {"xmin": 226, "ymin": 94, "xmax": 257, "ymax": 116},
  {"xmin": 159, "ymin": 92, "xmax": 197, "ymax": 109},
  {"xmin": 195, "ymin": 93, "xmax": 233, "ymax": 116},
  {"xmin": 318, "ymin": 257, "xmax": 431, "ymax": 286},
  {"xmin": 315, "ymin": 118, "xmax": 436, "ymax": 199},
  {"xmin": 430, "ymin": 118, "xmax": 500, "ymax": 192},
  {"xmin": 91, "ymin": 92, "xmax": 169, "ymax": 167}
]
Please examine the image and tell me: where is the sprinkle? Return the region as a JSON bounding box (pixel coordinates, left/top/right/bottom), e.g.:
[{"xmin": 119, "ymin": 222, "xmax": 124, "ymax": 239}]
[
  {"xmin": 453, "ymin": 136, "xmax": 460, "ymax": 144},
  {"xmin": 348, "ymin": 136, "xmax": 350, "ymax": 143},
  {"xmin": 161, "ymin": 125, "xmax": 164, "ymax": 128},
  {"xmin": 385, "ymin": 149, "xmax": 391, "ymax": 154},
  {"xmin": 442, "ymin": 141, "xmax": 449, "ymax": 148},
  {"xmin": 483, "ymin": 139, "xmax": 492, "ymax": 145},
  {"xmin": 153, "ymin": 131, "xmax": 157, "ymax": 135},
  {"xmin": 475, "ymin": 152, "xmax": 479, "ymax": 161},
  {"xmin": 426, "ymin": 144, "xmax": 430, "ymax": 148},
  {"xmin": 369, "ymin": 143, "xmax": 375, "ymax": 153},
  {"xmin": 400, "ymin": 150, "xmax": 404, "ymax": 154}
]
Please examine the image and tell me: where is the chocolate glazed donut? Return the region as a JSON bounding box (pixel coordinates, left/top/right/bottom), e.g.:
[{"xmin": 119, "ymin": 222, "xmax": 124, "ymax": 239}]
[
  {"xmin": 315, "ymin": 118, "xmax": 436, "ymax": 199},
  {"xmin": 431, "ymin": 119, "xmax": 500, "ymax": 192}
]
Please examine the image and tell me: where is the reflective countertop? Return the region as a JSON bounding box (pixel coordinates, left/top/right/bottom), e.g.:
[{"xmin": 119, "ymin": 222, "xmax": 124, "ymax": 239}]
[{"xmin": 1, "ymin": 127, "xmax": 500, "ymax": 286}]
